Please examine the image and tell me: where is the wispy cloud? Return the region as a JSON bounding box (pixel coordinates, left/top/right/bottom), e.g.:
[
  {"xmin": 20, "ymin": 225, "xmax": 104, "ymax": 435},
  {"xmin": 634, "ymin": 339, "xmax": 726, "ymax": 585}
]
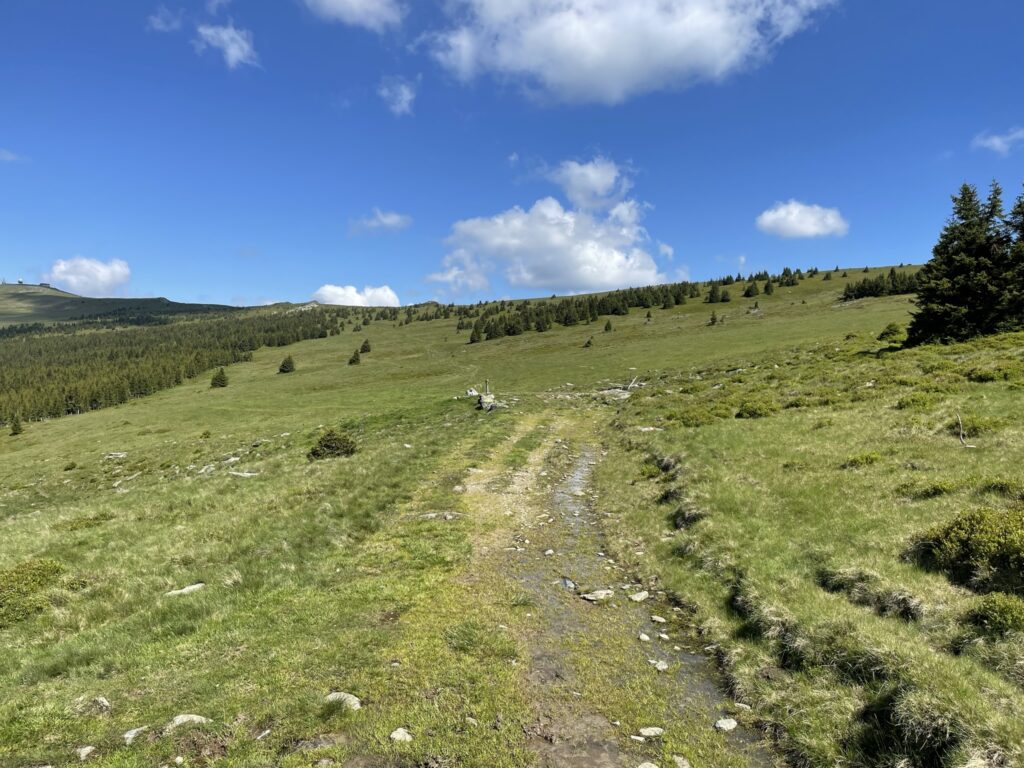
[
  {"xmin": 972, "ymin": 127, "xmax": 1024, "ymax": 156},
  {"xmin": 206, "ymin": 0, "xmax": 231, "ymax": 14},
  {"xmin": 0, "ymin": 148, "xmax": 24, "ymax": 163},
  {"xmin": 377, "ymin": 76, "xmax": 417, "ymax": 116},
  {"xmin": 350, "ymin": 207, "xmax": 413, "ymax": 234},
  {"xmin": 194, "ymin": 23, "xmax": 259, "ymax": 69},
  {"xmin": 303, "ymin": 0, "xmax": 405, "ymax": 33},
  {"xmin": 147, "ymin": 5, "xmax": 184, "ymax": 32}
]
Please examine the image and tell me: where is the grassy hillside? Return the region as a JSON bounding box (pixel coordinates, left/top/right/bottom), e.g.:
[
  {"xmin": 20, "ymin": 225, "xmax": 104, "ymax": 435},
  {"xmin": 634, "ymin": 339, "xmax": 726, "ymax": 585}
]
[
  {"xmin": 0, "ymin": 283, "xmax": 231, "ymax": 327},
  {"xmin": 2, "ymin": 267, "xmax": 1022, "ymax": 767}
]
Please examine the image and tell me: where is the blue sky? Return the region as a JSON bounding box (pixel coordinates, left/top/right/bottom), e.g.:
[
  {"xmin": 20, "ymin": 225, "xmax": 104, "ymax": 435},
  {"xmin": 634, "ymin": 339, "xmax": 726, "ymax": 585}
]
[{"xmin": 2, "ymin": 0, "xmax": 1023, "ymax": 306}]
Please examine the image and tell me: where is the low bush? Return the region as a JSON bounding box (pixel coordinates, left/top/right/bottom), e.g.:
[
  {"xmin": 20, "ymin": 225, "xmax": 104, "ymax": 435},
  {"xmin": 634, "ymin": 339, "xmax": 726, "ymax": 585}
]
[
  {"xmin": 735, "ymin": 398, "xmax": 780, "ymax": 419},
  {"xmin": 308, "ymin": 429, "xmax": 357, "ymax": 461},
  {"xmin": 842, "ymin": 452, "xmax": 882, "ymax": 469},
  {"xmin": 946, "ymin": 415, "xmax": 1004, "ymax": 438},
  {"xmin": 912, "ymin": 507, "xmax": 1024, "ymax": 593},
  {"xmin": 895, "ymin": 392, "xmax": 934, "ymax": 410},
  {"xmin": 965, "ymin": 593, "xmax": 1024, "ymax": 637},
  {"xmin": 0, "ymin": 559, "xmax": 65, "ymax": 628}
]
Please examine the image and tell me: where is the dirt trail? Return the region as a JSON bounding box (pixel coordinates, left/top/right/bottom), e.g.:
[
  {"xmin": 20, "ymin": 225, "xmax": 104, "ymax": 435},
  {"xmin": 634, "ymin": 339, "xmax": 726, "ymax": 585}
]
[{"xmin": 461, "ymin": 420, "xmax": 773, "ymax": 768}]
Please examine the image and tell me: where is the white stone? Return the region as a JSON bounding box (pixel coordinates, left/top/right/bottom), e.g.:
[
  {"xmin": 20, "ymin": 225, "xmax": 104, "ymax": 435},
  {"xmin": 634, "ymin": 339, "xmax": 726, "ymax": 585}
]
[
  {"xmin": 651, "ymin": 615, "xmax": 667, "ymax": 623},
  {"xmin": 629, "ymin": 591, "xmax": 649, "ymax": 602},
  {"xmin": 165, "ymin": 583, "xmax": 205, "ymax": 597},
  {"xmin": 123, "ymin": 726, "xmax": 148, "ymax": 745},
  {"xmin": 714, "ymin": 718, "xmax": 738, "ymax": 732},
  {"xmin": 166, "ymin": 714, "xmax": 211, "ymax": 732},
  {"xmin": 638, "ymin": 633, "xmax": 651, "ymax": 642},
  {"xmin": 544, "ymin": 549, "xmax": 555, "ymax": 557},
  {"xmin": 76, "ymin": 746, "xmax": 96, "ymax": 761},
  {"xmin": 735, "ymin": 702, "xmax": 751, "ymax": 711},
  {"xmin": 651, "ymin": 660, "xmax": 669, "ymax": 672},
  {"xmin": 672, "ymin": 757, "xmax": 692, "ymax": 768},
  {"xmin": 638, "ymin": 763, "xmax": 660, "ymax": 768},
  {"xmin": 581, "ymin": 590, "xmax": 614, "ymax": 602},
  {"xmin": 325, "ymin": 692, "xmax": 361, "ymax": 710},
  {"xmin": 639, "ymin": 727, "xmax": 664, "ymax": 738},
  {"xmin": 389, "ymin": 727, "xmax": 413, "ymax": 742}
]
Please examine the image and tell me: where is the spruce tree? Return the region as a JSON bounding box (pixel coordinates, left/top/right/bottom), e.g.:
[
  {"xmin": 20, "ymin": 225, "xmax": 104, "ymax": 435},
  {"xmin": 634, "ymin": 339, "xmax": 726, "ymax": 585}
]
[
  {"xmin": 604, "ymin": 319, "xmax": 613, "ymax": 332},
  {"xmin": 1007, "ymin": 187, "xmax": 1024, "ymax": 327},
  {"xmin": 349, "ymin": 349, "xmax": 361, "ymax": 365},
  {"xmin": 469, "ymin": 320, "xmax": 483, "ymax": 344},
  {"xmin": 210, "ymin": 367, "xmax": 228, "ymax": 388},
  {"xmin": 763, "ymin": 280, "xmax": 774, "ymax": 295},
  {"xmin": 10, "ymin": 413, "xmax": 23, "ymax": 436},
  {"xmin": 360, "ymin": 339, "xmax": 371, "ymax": 354},
  {"xmin": 278, "ymin": 355, "xmax": 296, "ymax": 373},
  {"xmin": 908, "ymin": 181, "xmax": 1017, "ymax": 344}
]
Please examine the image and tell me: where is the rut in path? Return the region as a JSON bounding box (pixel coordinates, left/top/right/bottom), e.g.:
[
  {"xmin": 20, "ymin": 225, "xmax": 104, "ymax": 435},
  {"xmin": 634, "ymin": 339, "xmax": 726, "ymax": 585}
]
[{"xmin": 462, "ymin": 426, "xmax": 773, "ymax": 768}]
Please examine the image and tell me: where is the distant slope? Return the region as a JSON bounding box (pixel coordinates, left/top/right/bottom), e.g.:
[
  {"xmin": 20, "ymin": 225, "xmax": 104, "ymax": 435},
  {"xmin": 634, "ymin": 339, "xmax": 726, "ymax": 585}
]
[{"xmin": 0, "ymin": 283, "xmax": 234, "ymax": 326}]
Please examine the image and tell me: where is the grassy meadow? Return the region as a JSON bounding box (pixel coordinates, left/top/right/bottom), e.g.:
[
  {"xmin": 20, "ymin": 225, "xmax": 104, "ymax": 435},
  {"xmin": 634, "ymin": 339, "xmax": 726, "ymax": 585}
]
[{"xmin": 2, "ymin": 267, "xmax": 1022, "ymax": 766}]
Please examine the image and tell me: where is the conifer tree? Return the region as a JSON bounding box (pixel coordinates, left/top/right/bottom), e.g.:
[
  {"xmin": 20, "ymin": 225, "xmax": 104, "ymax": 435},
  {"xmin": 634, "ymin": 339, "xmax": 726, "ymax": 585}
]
[
  {"xmin": 604, "ymin": 319, "xmax": 613, "ymax": 332},
  {"xmin": 708, "ymin": 310, "xmax": 718, "ymax": 326},
  {"xmin": 210, "ymin": 367, "xmax": 228, "ymax": 388},
  {"xmin": 278, "ymin": 355, "xmax": 295, "ymax": 373},
  {"xmin": 707, "ymin": 283, "xmax": 722, "ymax": 303},
  {"xmin": 763, "ymin": 280, "xmax": 774, "ymax": 295},
  {"xmin": 348, "ymin": 349, "xmax": 361, "ymax": 365},
  {"xmin": 743, "ymin": 282, "xmax": 759, "ymax": 298},
  {"xmin": 10, "ymin": 413, "xmax": 23, "ymax": 436},
  {"xmin": 908, "ymin": 181, "xmax": 1018, "ymax": 344},
  {"xmin": 360, "ymin": 339, "xmax": 371, "ymax": 354},
  {"xmin": 469, "ymin": 320, "xmax": 483, "ymax": 344}
]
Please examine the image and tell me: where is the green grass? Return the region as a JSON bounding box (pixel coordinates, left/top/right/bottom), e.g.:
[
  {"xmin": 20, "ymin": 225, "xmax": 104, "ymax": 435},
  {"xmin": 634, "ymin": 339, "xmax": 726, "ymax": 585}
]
[{"xmin": 6, "ymin": 266, "xmax": 1021, "ymax": 766}]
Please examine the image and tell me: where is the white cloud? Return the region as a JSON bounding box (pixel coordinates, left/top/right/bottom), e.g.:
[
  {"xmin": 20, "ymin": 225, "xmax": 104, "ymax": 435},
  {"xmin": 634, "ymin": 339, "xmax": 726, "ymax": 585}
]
[
  {"xmin": 756, "ymin": 200, "xmax": 849, "ymax": 238},
  {"xmin": 430, "ymin": 195, "xmax": 664, "ymax": 294},
  {"xmin": 659, "ymin": 242, "xmax": 675, "ymax": 259},
  {"xmin": 303, "ymin": 0, "xmax": 405, "ymax": 32},
  {"xmin": 508, "ymin": 152, "xmax": 520, "ymax": 167},
  {"xmin": 548, "ymin": 156, "xmax": 631, "ymax": 210},
  {"xmin": 351, "ymin": 207, "xmax": 413, "ymax": 233},
  {"xmin": 377, "ymin": 77, "xmax": 417, "ymax": 116},
  {"xmin": 430, "ymin": 0, "xmax": 835, "ymax": 104},
  {"xmin": 972, "ymin": 127, "xmax": 1024, "ymax": 156},
  {"xmin": 0, "ymin": 148, "xmax": 23, "ymax": 163},
  {"xmin": 207, "ymin": 0, "xmax": 231, "ymax": 14},
  {"xmin": 45, "ymin": 257, "xmax": 131, "ymax": 297},
  {"xmin": 313, "ymin": 284, "xmax": 401, "ymax": 306},
  {"xmin": 194, "ymin": 23, "xmax": 259, "ymax": 69},
  {"xmin": 147, "ymin": 5, "xmax": 183, "ymax": 32}
]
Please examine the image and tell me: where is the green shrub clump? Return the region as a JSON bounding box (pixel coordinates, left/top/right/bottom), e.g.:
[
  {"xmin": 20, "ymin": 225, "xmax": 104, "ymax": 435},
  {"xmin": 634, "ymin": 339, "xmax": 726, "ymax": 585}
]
[
  {"xmin": 841, "ymin": 452, "xmax": 882, "ymax": 469},
  {"xmin": 308, "ymin": 429, "xmax": 357, "ymax": 461},
  {"xmin": 735, "ymin": 398, "xmax": 779, "ymax": 419},
  {"xmin": 965, "ymin": 593, "xmax": 1024, "ymax": 637},
  {"xmin": 278, "ymin": 356, "xmax": 296, "ymax": 374},
  {"xmin": 0, "ymin": 559, "xmax": 65, "ymax": 628},
  {"xmin": 915, "ymin": 507, "xmax": 1024, "ymax": 593}
]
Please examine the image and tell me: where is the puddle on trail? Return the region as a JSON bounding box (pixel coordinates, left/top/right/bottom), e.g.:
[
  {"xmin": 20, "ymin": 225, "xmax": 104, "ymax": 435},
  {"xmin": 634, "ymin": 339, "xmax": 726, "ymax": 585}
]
[{"xmin": 507, "ymin": 446, "xmax": 771, "ymax": 768}]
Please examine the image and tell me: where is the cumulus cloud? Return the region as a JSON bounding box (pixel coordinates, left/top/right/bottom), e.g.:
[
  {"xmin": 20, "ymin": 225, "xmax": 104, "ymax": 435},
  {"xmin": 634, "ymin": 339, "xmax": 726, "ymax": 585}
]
[
  {"xmin": 313, "ymin": 284, "xmax": 401, "ymax": 306},
  {"xmin": 0, "ymin": 148, "xmax": 23, "ymax": 163},
  {"xmin": 377, "ymin": 76, "xmax": 417, "ymax": 116},
  {"xmin": 756, "ymin": 200, "xmax": 849, "ymax": 238},
  {"xmin": 46, "ymin": 257, "xmax": 131, "ymax": 296},
  {"xmin": 548, "ymin": 156, "xmax": 631, "ymax": 210},
  {"xmin": 430, "ymin": 0, "xmax": 835, "ymax": 104},
  {"xmin": 194, "ymin": 23, "xmax": 259, "ymax": 69},
  {"xmin": 303, "ymin": 0, "xmax": 405, "ymax": 32},
  {"xmin": 430, "ymin": 195, "xmax": 665, "ymax": 295},
  {"xmin": 350, "ymin": 207, "xmax": 413, "ymax": 233},
  {"xmin": 147, "ymin": 5, "xmax": 183, "ymax": 32},
  {"xmin": 972, "ymin": 127, "xmax": 1024, "ymax": 156}
]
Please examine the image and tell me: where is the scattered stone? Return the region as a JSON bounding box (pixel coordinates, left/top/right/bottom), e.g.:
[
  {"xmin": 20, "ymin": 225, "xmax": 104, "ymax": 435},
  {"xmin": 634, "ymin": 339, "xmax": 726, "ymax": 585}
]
[
  {"xmin": 75, "ymin": 696, "xmax": 111, "ymax": 716},
  {"xmin": 672, "ymin": 757, "xmax": 692, "ymax": 768},
  {"xmin": 76, "ymin": 746, "xmax": 96, "ymax": 761},
  {"xmin": 649, "ymin": 659, "xmax": 669, "ymax": 672},
  {"xmin": 544, "ymin": 549, "xmax": 555, "ymax": 557},
  {"xmin": 651, "ymin": 615, "xmax": 667, "ymax": 624},
  {"xmin": 255, "ymin": 729, "xmax": 271, "ymax": 740},
  {"xmin": 104, "ymin": 452, "xmax": 127, "ymax": 460},
  {"xmin": 403, "ymin": 444, "xmax": 413, "ymax": 449},
  {"xmin": 639, "ymin": 727, "xmax": 664, "ymax": 738},
  {"xmin": 165, "ymin": 583, "xmax": 205, "ymax": 597},
  {"xmin": 714, "ymin": 718, "xmax": 738, "ymax": 732},
  {"xmin": 735, "ymin": 703, "xmax": 751, "ymax": 711},
  {"xmin": 581, "ymin": 589, "xmax": 614, "ymax": 602},
  {"xmin": 316, "ymin": 760, "xmax": 336, "ymax": 767},
  {"xmin": 175, "ymin": 759, "xmax": 184, "ymax": 766},
  {"xmin": 123, "ymin": 726, "xmax": 148, "ymax": 745},
  {"xmin": 630, "ymin": 735, "xmax": 646, "ymax": 743},
  {"xmin": 638, "ymin": 763, "xmax": 660, "ymax": 768},
  {"xmin": 465, "ymin": 716, "xmax": 479, "ymax": 727},
  {"xmin": 453, "ymin": 485, "xmax": 466, "ymax": 494},
  {"xmin": 165, "ymin": 714, "xmax": 211, "ymax": 732},
  {"xmin": 223, "ymin": 456, "xmax": 240, "ymax": 464},
  {"xmin": 325, "ymin": 692, "xmax": 361, "ymax": 710},
  {"xmin": 638, "ymin": 632, "xmax": 651, "ymax": 642},
  {"xmin": 629, "ymin": 590, "xmax": 649, "ymax": 603},
  {"xmin": 658, "ymin": 633, "xmax": 670, "ymax": 641},
  {"xmin": 560, "ymin": 577, "xmax": 578, "ymax": 591},
  {"xmin": 229, "ymin": 471, "xmax": 260, "ymax": 478},
  {"xmin": 389, "ymin": 727, "xmax": 413, "ymax": 743}
]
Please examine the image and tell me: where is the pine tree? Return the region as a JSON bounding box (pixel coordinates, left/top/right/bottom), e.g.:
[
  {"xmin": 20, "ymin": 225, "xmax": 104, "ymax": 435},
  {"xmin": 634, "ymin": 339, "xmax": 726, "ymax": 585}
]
[
  {"xmin": 278, "ymin": 355, "xmax": 295, "ymax": 373},
  {"xmin": 469, "ymin": 320, "xmax": 483, "ymax": 344},
  {"xmin": 1007, "ymin": 187, "xmax": 1024, "ymax": 327},
  {"xmin": 743, "ymin": 282, "xmax": 759, "ymax": 298},
  {"xmin": 360, "ymin": 339, "xmax": 371, "ymax": 354},
  {"xmin": 348, "ymin": 349, "xmax": 361, "ymax": 365},
  {"xmin": 707, "ymin": 283, "xmax": 722, "ymax": 303},
  {"xmin": 604, "ymin": 319, "xmax": 613, "ymax": 332},
  {"xmin": 908, "ymin": 181, "xmax": 1018, "ymax": 344},
  {"xmin": 720, "ymin": 289, "xmax": 732, "ymax": 302},
  {"xmin": 10, "ymin": 413, "xmax": 23, "ymax": 436},
  {"xmin": 763, "ymin": 280, "xmax": 774, "ymax": 295},
  {"xmin": 210, "ymin": 367, "xmax": 228, "ymax": 388}
]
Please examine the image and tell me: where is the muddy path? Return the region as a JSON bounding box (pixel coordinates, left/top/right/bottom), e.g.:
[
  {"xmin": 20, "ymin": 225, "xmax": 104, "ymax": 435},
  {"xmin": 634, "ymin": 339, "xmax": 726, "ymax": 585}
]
[{"xmin": 461, "ymin": 422, "xmax": 774, "ymax": 768}]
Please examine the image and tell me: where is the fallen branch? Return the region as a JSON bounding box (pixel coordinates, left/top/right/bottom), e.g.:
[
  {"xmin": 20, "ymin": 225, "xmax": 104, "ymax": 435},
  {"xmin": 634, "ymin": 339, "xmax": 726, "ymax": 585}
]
[{"xmin": 956, "ymin": 412, "xmax": 977, "ymax": 449}]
